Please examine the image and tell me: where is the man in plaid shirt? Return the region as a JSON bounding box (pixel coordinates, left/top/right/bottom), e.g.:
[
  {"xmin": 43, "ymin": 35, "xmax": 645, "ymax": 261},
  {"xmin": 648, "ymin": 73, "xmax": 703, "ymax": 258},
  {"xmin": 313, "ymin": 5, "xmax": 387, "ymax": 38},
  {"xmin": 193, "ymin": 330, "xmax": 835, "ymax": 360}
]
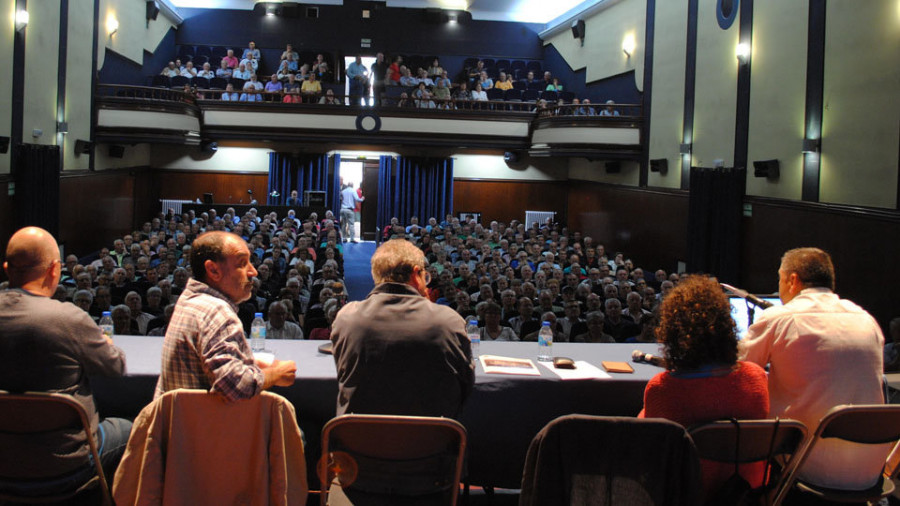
[{"xmin": 156, "ymin": 232, "xmax": 296, "ymax": 401}]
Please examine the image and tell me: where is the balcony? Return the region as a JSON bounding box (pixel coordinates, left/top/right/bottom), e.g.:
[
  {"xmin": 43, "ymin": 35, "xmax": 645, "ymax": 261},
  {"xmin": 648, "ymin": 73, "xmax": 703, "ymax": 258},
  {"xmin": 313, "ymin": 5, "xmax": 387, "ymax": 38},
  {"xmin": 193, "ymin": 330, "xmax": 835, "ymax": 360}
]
[{"xmin": 95, "ymin": 84, "xmax": 642, "ymax": 158}]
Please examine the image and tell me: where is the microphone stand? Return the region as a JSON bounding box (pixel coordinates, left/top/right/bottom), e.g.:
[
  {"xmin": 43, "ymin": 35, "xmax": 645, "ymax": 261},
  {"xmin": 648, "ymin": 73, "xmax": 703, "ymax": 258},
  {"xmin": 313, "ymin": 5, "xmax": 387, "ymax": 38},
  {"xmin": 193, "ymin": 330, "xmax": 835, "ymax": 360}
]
[{"xmin": 720, "ymin": 282, "xmax": 769, "ymax": 326}]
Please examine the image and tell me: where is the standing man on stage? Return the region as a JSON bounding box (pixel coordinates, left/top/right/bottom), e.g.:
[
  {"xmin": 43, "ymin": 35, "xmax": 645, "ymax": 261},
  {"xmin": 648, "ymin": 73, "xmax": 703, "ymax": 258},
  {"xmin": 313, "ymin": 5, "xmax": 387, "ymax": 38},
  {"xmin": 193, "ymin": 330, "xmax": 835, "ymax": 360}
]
[
  {"xmin": 330, "ymin": 238, "xmax": 474, "ymax": 417},
  {"xmin": 741, "ymin": 247, "xmax": 886, "ymax": 491},
  {"xmin": 0, "ymin": 227, "xmax": 131, "ymax": 481},
  {"xmin": 340, "ymin": 182, "xmax": 363, "ymax": 243},
  {"xmin": 156, "ymin": 231, "xmax": 296, "ymax": 401}
]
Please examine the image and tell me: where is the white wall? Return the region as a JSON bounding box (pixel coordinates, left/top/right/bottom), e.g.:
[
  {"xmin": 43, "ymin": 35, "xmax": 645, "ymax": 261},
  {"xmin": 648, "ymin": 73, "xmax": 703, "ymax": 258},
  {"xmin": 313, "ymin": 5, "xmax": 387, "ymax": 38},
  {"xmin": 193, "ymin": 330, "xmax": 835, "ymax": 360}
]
[
  {"xmin": 0, "ymin": 0, "xmax": 14, "ymax": 174},
  {"xmin": 151, "ymin": 145, "xmax": 272, "ymax": 172},
  {"xmin": 452, "ymin": 154, "xmax": 568, "ymax": 181}
]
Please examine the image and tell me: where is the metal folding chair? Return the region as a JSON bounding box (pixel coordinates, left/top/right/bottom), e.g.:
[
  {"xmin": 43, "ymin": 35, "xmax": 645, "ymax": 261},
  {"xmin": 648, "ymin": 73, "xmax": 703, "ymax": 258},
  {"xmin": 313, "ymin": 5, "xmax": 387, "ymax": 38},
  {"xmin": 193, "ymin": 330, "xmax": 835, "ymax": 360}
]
[
  {"xmin": 0, "ymin": 391, "xmax": 112, "ymax": 506},
  {"xmin": 773, "ymin": 404, "xmax": 900, "ymax": 505},
  {"xmin": 689, "ymin": 418, "xmax": 807, "ymax": 505},
  {"xmin": 319, "ymin": 414, "xmax": 467, "ymax": 506}
]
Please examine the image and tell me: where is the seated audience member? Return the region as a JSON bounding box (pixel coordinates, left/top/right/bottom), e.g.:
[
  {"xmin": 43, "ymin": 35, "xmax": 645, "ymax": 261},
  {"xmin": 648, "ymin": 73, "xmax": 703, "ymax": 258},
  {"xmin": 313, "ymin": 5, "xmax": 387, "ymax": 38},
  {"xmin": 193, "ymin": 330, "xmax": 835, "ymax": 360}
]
[
  {"xmin": 415, "ymin": 68, "xmax": 435, "ymax": 87},
  {"xmin": 396, "ymin": 92, "xmax": 411, "ymax": 107},
  {"xmin": 640, "ymin": 275, "xmax": 768, "ymax": 501},
  {"xmin": 276, "ymin": 60, "xmax": 293, "ymax": 82},
  {"xmin": 467, "ymin": 60, "xmax": 486, "ymax": 83},
  {"xmin": 399, "ymin": 66, "xmax": 418, "ymax": 88},
  {"xmin": 600, "ymin": 99, "xmax": 620, "ymax": 116},
  {"xmin": 331, "ymin": 239, "xmax": 474, "ymax": 417},
  {"xmin": 471, "ymin": 83, "xmax": 488, "ymax": 102},
  {"xmin": 622, "ymin": 291, "xmax": 649, "ymax": 323},
  {"xmin": 242, "ymin": 41, "xmax": 260, "ymax": 67},
  {"xmin": 232, "ymin": 63, "xmax": 251, "ymax": 81},
  {"xmin": 111, "ymin": 304, "xmax": 139, "ymax": 335},
  {"xmin": 453, "ymin": 81, "xmax": 471, "ymax": 103},
  {"xmin": 160, "ymin": 61, "xmax": 179, "ymax": 77},
  {"xmin": 264, "ymin": 74, "xmax": 283, "ymax": 98},
  {"xmin": 282, "ymin": 75, "xmax": 301, "ymax": 103},
  {"xmin": 534, "ymin": 99, "xmax": 552, "ymax": 117},
  {"xmin": 0, "ymin": 226, "xmax": 131, "ymax": 484},
  {"xmin": 222, "ymin": 49, "xmax": 239, "ymax": 69},
  {"xmin": 522, "ymin": 311, "xmax": 564, "ymax": 342},
  {"xmin": 241, "ymin": 74, "xmax": 263, "ymax": 102},
  {"xmin": 426, "ymin": 58, "xmax": 444, "ymax": 79},
  {"xmin": 480, "ymin": 302, "xmax": 519, "ymax": 341},
  {"xmin": 740, "ymin": 247, "xmax": 887, "ymax": 491},
  {"xmin": 604, "ymin": 297, "xmax": 639, "ymax": 342},
  {"xmin": 197, "ymin": 62, "xmax": 215, "ymax": 80},
  {"xmin": 125, "ymin": 290, "xmax": 154, "ymax": 335},
  {"xmin": 147, "ymin": 303, "xmax": 176, "ymax": 337},
  {"xmin": 319, "ymin": 88, "xmax": 340, "ymax": 105},
  {"xmin": 309, "ymin": 299, "xmax": 340, "ymax": 340},
  {"xmin": 573, "ymin": 311, "xmax": 615, "ymax": 343},
  {"xmin": 522, "ymin": 70, "xmax": 538, "ymax": 85},
  {"xmin": 280, "ymin": 43, "xmax": 298, "ymax": 62},
  {"xmin": 180, "ymin": 61, "xmax": 197, "ymax": 78},
  {"xmin": 301, "ymin": 73, "xmax": 322, "ymax": 99},
  {"xmin": 477, "ymin": 70, "xmax": 494, "ymax": 91},
  {"xmin": 545, "ymin": 77, "xmax": 563, "ymax": 92},
  {"xmin": 73, "ymin": 289, "xmax": 96, "ymax": 320},
  {"xmin": 266, "ymin": 301, "xmax": 304, "ymax": 340},
  {"xmin": 216, "ymin": 59, "xmax": 233, "ymax": 79},
  {"xmin": 494, "ymin": 72, "xmax": 514, "ymax": 91},
  {"xmin": 315, "ymin": 62, "xmax": 332, "ymax": 83},
  {"xmin": 580, "ymin": 98, "xmax": 597, "ymax": 116},
  {"xmin": 557, "ymin": 300, "xmax": 586, "ymax": 341}
]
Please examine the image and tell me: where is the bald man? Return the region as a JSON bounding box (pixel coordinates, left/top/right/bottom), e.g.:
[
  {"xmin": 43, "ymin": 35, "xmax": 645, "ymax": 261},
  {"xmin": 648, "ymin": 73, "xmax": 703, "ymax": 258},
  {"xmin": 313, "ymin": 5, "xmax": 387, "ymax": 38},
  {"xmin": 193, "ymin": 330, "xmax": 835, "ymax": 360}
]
[
  {"xmin": 0, "ymin": 226, "xmax": 130, "ymax": 481},
  {"xmin": 156, "ymin": 231, "xmax": 296, "ymax": 402}
]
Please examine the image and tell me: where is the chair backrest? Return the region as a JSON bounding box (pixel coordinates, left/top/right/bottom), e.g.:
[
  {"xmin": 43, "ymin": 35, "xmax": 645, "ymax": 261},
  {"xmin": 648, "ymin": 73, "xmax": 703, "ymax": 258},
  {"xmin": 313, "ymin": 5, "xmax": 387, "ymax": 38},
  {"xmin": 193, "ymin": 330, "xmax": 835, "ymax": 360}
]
[
  {"xmin": 773, "ymin": 404, "xmax": 900, "ymax": 506},
  {"xmin": 559, "ymin": 91, "xmax": 576, "ymax": 102},
  {"xmin": 541, "ymin": 90, "xmax": 558, "ymax": 102},
  {"xmin": 319, "ymin": 414, "xmax": 467, "ymax": 506},
  {"xmin": 521, "ymin": 415, "xmax": 701, "ymax": 506},
  {"xmin": 689, "ymin": 419, "xmax": 807, "ymax": 464},
  {"xmin": 170, "ymin": 75, "xmax": 189, "ymax": 88},
  {"xmin": 0, "ymin": 391, "xmax": 111, "ymax": 505},
  {"xmin": 526, "ymin": 61, "xmax": 543, "ymax": 73},
  {"xmin": 504, "ymin": 89, "xmax": 523, "ymax": 101},
  {"xmin": 209, "ymin": 77, "xmax": 228, "ymax": 90},
  {"xmin": 486, "ymin": 88, "xmax": 504, "ymax": 101}
]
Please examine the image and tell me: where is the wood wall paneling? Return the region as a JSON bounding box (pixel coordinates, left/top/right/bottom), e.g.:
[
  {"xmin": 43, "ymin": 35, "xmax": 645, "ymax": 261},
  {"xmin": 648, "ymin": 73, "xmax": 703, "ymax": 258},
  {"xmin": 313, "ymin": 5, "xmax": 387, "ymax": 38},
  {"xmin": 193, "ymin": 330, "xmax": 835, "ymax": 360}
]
[
  {"xmin": 59, "ymin": 171, "xmax": 136, "ymax": 257},
  {"xmin": 452, "ymin": 180, "xmax": 569, "ymax": 227},
  {"xmin": 740, "ymin": 199, "xmax": 900, "ymax": 328},
  {"xmin": 155, "ymin": 170, "xmax": 269, "ymax": 206},
  {"xmin": 567, "ymin": 181, "xmax": 690, "ymax": 275}
]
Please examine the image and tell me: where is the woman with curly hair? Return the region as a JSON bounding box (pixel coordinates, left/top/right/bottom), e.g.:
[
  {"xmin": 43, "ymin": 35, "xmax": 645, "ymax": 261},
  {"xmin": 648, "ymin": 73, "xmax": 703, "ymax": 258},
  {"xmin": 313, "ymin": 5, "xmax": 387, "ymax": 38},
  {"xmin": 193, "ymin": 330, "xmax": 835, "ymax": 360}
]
[{"xmin": 639, "ymin": 274, "xmax": 769, "ymax": 500}]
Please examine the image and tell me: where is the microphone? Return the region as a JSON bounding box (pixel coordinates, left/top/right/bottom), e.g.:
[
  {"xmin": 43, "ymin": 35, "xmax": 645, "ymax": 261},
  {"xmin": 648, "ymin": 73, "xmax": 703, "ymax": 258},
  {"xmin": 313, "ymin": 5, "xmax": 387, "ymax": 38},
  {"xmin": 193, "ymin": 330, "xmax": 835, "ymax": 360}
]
[
  {"xmin": 632, "ymin": 349, "xmax": 665, "ymax": 367},
  {"xmin": 720, "ymin": 282, "xmax": 774, "ymax": 309}
]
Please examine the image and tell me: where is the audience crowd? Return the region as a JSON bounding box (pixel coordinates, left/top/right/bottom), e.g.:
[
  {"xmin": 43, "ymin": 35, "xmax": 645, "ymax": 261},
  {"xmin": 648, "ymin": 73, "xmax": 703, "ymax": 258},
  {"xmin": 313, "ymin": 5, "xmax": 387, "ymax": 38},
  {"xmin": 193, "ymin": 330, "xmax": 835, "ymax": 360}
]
[{"xmin": 158, "ymin": 43, "xmax": 621, "ymax": 113}]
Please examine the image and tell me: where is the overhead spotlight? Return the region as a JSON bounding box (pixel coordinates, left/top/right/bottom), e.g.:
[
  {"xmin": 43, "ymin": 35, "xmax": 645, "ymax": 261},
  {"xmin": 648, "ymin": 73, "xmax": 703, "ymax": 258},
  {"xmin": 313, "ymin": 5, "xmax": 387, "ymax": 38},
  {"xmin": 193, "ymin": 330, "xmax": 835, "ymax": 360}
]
[
  {"xmin": 15, "ymin": 9, "xmax": 29, "ymax": 32},
  {"xmin": 265, "ymin": 4, "xmax": 277, "ymax": 16},
  {"xmin": 736, "ymin": 42, "xmax": 751, "ymax": 64},
  {"xmin": 622, "ymin": 33, "xmax": 636, "ymax": 57},
  {"xmin": 448, "ymin": 13, "xmax": 458, "ymax": 24}
]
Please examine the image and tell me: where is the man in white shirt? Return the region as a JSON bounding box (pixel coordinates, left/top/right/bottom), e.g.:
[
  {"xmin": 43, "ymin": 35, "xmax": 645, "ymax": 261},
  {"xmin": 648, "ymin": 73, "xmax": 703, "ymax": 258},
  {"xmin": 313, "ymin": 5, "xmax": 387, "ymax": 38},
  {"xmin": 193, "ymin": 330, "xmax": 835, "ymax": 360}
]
[
  {"xmin": 741, "ymin": 247, "xmax": 887, "ymax": 491},
  {"xmin": 266, "ymin": 301, "xmax": 304, "ymax": 340}
]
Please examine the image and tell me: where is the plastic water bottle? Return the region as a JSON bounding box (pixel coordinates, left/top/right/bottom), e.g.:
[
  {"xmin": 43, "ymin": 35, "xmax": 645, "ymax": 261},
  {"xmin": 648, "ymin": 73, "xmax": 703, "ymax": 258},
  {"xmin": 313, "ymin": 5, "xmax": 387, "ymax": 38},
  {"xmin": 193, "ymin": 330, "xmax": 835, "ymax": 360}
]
[
  {"xmin": 251, "ymin": 313, "xmax": 266, "ymax": 352},
  {"xmin": 537, "ymin": 321, "xmax": 553, "ymax": 361},
  {"xmin": 467, "ymin": 319, "xmax": 481, "ymax": 358},
  {"xmin": 99, "ymin": 311, "xmax": 114, "ymax": 340}
]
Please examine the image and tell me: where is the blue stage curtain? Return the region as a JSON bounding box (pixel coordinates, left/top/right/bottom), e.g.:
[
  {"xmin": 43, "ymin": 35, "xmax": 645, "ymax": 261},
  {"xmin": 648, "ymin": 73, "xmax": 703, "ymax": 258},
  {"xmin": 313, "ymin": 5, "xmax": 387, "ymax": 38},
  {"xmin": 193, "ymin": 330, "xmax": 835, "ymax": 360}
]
[
  {"xmin": 267, "ymin": 152, "xmax": 339, "ymax": 213},
  {"xmin": 376, "ymin": 156, "xmax": 454, "ymax": 234},
  {"xmin": 330, "ymin": 154, "xmax": 342, "ymax": 218}
]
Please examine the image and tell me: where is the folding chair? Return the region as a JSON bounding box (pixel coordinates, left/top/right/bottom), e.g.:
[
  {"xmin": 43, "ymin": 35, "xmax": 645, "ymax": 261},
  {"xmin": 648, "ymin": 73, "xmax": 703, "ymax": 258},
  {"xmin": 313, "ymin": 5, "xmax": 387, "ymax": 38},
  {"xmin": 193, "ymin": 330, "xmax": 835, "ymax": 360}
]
[
  {"xmin": 773, "ymin": 404, "xmax": 900, "ymax": 505},
  {"xmin": 319, "ymin": 414, "xmax": 467, "ymax": 506},
  {"xmin": 520, "ymin": 415, "xmax": 701, "ymax": 506},
  {"xmin": 0, "ymin": 391, "xmax": 112, "ymax": 506},
  {"xmin": 689, "ymin": 418, "xmax": 807, "ymax": 505}
]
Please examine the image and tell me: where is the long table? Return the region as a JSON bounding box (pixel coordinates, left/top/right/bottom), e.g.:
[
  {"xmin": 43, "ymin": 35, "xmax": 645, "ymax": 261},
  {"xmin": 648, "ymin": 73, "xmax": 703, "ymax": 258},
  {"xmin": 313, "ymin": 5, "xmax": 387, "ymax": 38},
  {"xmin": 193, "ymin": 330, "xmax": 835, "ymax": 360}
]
[{"xmin": 92, "ymin": 337, "xmax": 663, "ymax": 489}]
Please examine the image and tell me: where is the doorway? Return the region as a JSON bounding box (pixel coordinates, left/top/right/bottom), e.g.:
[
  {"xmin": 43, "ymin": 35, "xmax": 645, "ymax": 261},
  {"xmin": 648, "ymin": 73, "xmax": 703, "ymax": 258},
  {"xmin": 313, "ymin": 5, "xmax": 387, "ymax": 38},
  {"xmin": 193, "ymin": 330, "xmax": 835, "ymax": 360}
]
[{"xmin": 342, "ymin": 55, "xmax": 377, "ymax": 105}]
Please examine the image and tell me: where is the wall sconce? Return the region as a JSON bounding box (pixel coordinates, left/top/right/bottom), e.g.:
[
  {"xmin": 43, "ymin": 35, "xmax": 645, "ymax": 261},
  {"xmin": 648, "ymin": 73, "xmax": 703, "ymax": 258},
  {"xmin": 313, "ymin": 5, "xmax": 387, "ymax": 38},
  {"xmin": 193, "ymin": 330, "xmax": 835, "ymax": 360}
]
[
  {"xmin": 57, "ymin": 121, "xmax": 68, "ymax": 134},
  {"xmin": 679, "ymin": 143, "xmax": 692, "ymax": 155},
  {"xmin": 106, "ymin": 14, "xmax": 119, "ymax": 35},
  {"xmin": 801, "ymin": 138, "xmax": 820, "ymax": 153},
  {"xmin": 735, "ymin": 42, "xmax": 751, "ymax": 64},
  {"xmin": 15, "ymin": 9, "xmax": 29, "ymax": 32},
  {"xmin": 622, "ymin": 34, "xmax": 636, "ymax": 57}
]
